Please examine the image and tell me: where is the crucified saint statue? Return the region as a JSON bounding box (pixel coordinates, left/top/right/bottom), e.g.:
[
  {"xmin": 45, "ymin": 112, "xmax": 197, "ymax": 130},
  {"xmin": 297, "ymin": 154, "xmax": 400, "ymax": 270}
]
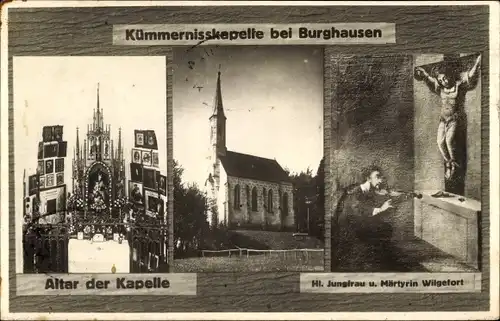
[{"xmin": 414, "ymin": 54, "xmax": 481, "ymax": 181}]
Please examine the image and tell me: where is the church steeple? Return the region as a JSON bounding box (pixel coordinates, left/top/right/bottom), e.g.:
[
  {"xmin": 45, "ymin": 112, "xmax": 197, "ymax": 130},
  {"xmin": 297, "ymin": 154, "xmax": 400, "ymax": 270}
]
[
  {"xmin": 211, "ymin": 68, "xmax": 225, "ymax": 119},
  {"xmin": 209, "ymin": 67, "xmax": 227, "ymax": 159}
]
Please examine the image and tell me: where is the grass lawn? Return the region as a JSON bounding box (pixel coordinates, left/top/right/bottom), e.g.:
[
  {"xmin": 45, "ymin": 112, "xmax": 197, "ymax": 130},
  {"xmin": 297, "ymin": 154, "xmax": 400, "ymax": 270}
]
[{"xmin": 173, "ymin": 253, "xmax": 324, "ymax": 272}]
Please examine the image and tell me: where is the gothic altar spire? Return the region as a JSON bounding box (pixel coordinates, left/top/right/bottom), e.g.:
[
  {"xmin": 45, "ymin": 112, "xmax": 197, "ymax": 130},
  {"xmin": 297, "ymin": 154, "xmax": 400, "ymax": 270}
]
[
  {"xmin": 76, "ymin": 127, "xmax": 80, "ymax": 160},
  {"xmin": 95, "ymin": 83, "xmax": 102, "ymax": 131},
  {"xmin": 118, "ymin": 127, "xmax": 122, "ymax": 159}
]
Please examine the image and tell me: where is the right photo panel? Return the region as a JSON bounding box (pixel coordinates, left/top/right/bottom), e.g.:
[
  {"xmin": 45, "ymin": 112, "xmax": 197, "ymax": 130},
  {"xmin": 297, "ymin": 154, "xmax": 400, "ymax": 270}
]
[{"xmin": 328, "ymin": 53, "xmax": 482, "ymax": 273}]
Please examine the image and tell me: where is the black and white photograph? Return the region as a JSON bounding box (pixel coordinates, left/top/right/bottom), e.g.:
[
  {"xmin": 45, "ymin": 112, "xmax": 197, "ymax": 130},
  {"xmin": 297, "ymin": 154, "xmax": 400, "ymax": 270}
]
[
  {"xmin": 37, "ymin": 142, "xmax": 43, "ymax": 160},
  {"xmin": 135, "ymin": 130, "xmax": 144, "ymax": 147},
  {"xmin": 143, "ymin": 167, "xmax": 156, "ymax": 189},
  {"xmin": 43, "ymin": 142, "xmax": 58, "ymax": 158},
  {"xmin": 152, "ymin": 151, "xmax": 159, "ymax": 167},
  {"xmin": 39, "ymin": 176, "xmax": 45, "ymax": 189},
  {"xmin": 130, "ymin": 163, "xmax": 143, "ymax": 182},
  {"xmin": 45, "ymin": 159, "xmax": 54, "ymax": 174},
  {"xmin": 142, "ymin": 150, "xmax": 152, "ymax": 166},
  {"xmin": 37, "ymin": 160, "xmax": 44, "ymax": 175},
  {"xmin": 55, "ymin": 158, "xmax": 64, "ymax": 173},
  {"xmin": 159, "ymin": 174, "xmax": 167, "ymax": 195},
  {"xmin": 129, "ymin": 181, "xmax": 144, "ymax": 205},
  {"xmin": 14, "ymin": 56, "xmax": 169, "ymax": 275},
  {"xmin": 132, "ymin": 148, "xmax": 142, "ymax": 163},
  {"xmin": 329, "ymin": 53, "xmax": 482, "ymax": 273},
  {"xmin": 173, "ymin": 46, "xmax": 324, "ymax": 272},
  {"xmin": 56, "ymin": 172, "xmax": 64, "ymax": 186},
  {"xmin": 45, "ymin": 173, "xmax": 54, "ymax": 188}
]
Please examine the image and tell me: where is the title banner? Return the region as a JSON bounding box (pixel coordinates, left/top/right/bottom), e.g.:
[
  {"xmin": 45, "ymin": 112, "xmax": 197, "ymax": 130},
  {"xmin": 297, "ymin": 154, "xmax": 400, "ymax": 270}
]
[
  {"xmin": 16, "ymin": 273, "xmax": 197, "ymax": 296},
  {"xmin": 113, "ymin": 23, "xmax": 396, "ymax": 45},
  {"xmin": 300, "ymin": 273, "xmax": 481, "ymax": 293}
]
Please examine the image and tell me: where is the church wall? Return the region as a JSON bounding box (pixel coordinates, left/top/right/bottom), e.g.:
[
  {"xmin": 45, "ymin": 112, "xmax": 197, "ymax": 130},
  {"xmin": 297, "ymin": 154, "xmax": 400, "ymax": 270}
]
[
  {"xmin": 462, "ymin": 54, "xmax": 481, "ymax": 200},
  {"xmin": 226, "ymin": 176, "xmax": 294, "ymax": 230},
  {"xmin": 217, "ymin": 166, "xmax": 228, "ymax": 225},
  {"xmin": 329, "ymin": 54, "xmax": 415, "ymax": 240},
  {"xmin": 281, "ymin": 184, "xmax": 295, "ymax": 228}
]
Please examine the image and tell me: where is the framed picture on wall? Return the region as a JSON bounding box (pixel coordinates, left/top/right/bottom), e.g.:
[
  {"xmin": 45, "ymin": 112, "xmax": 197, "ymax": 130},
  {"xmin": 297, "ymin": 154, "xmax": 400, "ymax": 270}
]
[
  {"xmin": 142, "ymin": 150, "xmax": 152, "ymax": 167},
  {"xmin": 45, "ymin": 159, "xmax": 54, "ymax": 174},
  {"xmin": 144, "ymin": 130, "xmax": 158, "ymax": 150},
  {"xmin": 37, "ymin": 142, "xmax": 43, "ymax": 159},
  {"xmin": 58, "ymin": 141, "xmax": 67, "ymax": 157},
  {"xmin": 128, "ymin": 181, "xmax": 144, "ymax": 205},
  {"xmin": 37, "ymin": 160, "xmax": 44, "ymax": 175},
  {"xmin": 43, "ymin": 143, "xmax": 58, "ymax": 158},
  {"xmin": 135, "ymin": 130, "xmax": 144, "ymax": 147},
  {"xmin": 130, "ymin": 163, "xmax": 143, "ymax": 182},
  {"xmin": 152, "ymin": 151, "xmax": 159, "ymax": 168},
  {"xmin": 143, "ymin": 168, "xmax": 156, "ymax": 190},
  {"xmin": 131, "ymin": 149, "xmax": 142, "ymax": 164},
  {"xmin": 56, "ymin": 173, "xmax": 64, "ymax": 186},
  {"xmin": 53, "ymin": 125, "xmax": 63, "ymax": 141},
  {"xmin": 158, "ymin": 174, "xmax": 166, "ymax": 196},
  {"xmin": 55, "ymin": 158, "xmax": 64, "ymax": 173},
  {"xmin": 42, "ymin": 126, "xmax": 54, "ymax": 142}
]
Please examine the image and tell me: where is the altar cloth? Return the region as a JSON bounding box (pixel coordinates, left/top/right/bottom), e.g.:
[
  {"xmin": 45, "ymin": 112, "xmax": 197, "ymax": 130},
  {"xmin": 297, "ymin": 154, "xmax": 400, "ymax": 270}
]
[{"xmin": 68, "ymin": 239, "xmax": 130, "ymax": 273}]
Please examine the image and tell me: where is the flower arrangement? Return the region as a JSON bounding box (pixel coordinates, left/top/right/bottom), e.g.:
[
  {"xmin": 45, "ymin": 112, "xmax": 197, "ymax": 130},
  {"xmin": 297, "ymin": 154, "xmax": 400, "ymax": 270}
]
[
  {"xmin": 90, "ymin": 196, "xmax": 107, "ymax": 212},
  {"xmin": 113, "ymin": 196, "xmax": 128, "ymax": 209}
]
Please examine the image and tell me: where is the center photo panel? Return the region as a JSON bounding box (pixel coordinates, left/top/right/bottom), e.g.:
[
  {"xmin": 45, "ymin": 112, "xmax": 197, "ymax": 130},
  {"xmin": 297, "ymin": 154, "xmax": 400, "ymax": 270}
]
[{"xmin": 172, "ymin": 46, "xmax": 325, "ymax": 272}]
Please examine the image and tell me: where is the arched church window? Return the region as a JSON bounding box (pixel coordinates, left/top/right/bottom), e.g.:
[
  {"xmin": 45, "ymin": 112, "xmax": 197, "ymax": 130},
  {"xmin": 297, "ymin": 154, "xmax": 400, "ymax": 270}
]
[
  {"xmin": 262, "ymin": 188, "xmax": 267, "ymax": 210},
  {"xmin": 234, "ymin": 185, "xmax": 240, "ymax": 210},
  {"xmin": 246, "ymin": 185, "xmax": 250, "ymax": 207},
  {"xmin": 251, "ymin": 187, "xmax": 258, "ymax": 211},
  {"xmin": 283, "ymin": 193, "xmax": 289, "ymax": 216},
  {"xmin": 267, "ymin": 189, "xmax": 273, "ymax": 213}
]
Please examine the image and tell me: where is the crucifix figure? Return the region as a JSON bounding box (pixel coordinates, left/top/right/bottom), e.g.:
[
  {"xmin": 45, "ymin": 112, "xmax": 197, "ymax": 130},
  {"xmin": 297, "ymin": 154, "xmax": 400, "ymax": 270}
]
[{"xmin": 414, "ymin": 54, "xmax": 481, "ymax": 184}]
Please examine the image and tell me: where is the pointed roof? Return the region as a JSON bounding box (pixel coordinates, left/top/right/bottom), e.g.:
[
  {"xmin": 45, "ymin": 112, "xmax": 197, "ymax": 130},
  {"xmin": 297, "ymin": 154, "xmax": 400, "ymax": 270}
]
[
  {"xmin": 94, "ymin": 83, "xmax": 103, "ymax": 131},
  {"xmin": 219, "ymin": 151, "xmax": 290, "ymax": 183},
  {"xmin": 211, "ymin": 70, "xmax": 225, "ymax": 118},
  {"xmin": 118, "ymin": 127, "xmax": 122, "ymax": 159},
  {"xmin": 75, "ymin": 127, "xmax": 80, "ymax": 159}
]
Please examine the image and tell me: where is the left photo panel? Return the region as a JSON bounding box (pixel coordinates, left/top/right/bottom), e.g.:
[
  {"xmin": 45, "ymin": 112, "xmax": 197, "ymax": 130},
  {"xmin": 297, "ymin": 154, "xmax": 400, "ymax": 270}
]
[{"xmin": 14, "ymin": 56, "xmax": 170, "ymax": 275}]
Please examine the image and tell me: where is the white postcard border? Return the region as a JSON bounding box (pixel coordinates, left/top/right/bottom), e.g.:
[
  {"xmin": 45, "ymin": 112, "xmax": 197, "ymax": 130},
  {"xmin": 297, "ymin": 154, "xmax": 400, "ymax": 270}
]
[{"xmin": 1, "ymin": 1, "xmax": 498, "ymax": 320}]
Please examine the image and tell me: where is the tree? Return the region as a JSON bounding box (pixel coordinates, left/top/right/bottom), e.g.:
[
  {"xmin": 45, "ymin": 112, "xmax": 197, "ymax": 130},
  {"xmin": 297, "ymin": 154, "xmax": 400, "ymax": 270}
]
[
  {"xmin": 289, "ymin": 158, "xmax": 325, "ymax": 240},
  {"xmin": 313, "ymin": 158, "xmax": 325, "ymax": 241},
  {"xmin": 173, "ymin": 160, "xmax": 210, "ymax": 257}
]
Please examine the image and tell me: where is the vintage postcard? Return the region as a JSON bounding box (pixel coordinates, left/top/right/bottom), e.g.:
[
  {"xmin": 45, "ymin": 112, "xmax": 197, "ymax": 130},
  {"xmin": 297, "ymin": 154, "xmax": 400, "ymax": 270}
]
[{"xmin": 0, "ymin": 1, "xmax": 498, "ymax": 321}]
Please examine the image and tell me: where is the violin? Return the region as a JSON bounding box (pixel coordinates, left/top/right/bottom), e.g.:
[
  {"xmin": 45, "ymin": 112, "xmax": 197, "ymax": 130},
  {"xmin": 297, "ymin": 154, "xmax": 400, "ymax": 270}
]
[{"xmin": 375, "ymin": 187, "xmax": 422, "ymax": 205}]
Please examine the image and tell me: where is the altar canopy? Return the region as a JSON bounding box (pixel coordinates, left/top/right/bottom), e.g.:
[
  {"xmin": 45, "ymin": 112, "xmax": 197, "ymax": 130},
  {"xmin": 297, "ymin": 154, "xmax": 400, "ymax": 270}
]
[{"xmin": 72, "ymin": 84, "xmax": 126, "ymax": 217}]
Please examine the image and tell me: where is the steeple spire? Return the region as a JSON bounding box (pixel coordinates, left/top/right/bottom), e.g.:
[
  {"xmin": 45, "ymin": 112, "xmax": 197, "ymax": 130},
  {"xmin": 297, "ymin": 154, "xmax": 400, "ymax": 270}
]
[{"xmin": 212, "ymin": 65, "xmax": 225, "ymax": 118}]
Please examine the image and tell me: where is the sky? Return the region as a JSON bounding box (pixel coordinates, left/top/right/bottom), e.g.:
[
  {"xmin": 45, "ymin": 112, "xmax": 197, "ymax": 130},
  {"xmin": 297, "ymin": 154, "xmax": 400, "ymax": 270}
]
[
  {"xmin": 172, "ymin": 46, "xmax": 324, "ymax": 188},
  {"xmin": 14, "ymin": 56, "xmax": 168, "ymax": 209}
]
